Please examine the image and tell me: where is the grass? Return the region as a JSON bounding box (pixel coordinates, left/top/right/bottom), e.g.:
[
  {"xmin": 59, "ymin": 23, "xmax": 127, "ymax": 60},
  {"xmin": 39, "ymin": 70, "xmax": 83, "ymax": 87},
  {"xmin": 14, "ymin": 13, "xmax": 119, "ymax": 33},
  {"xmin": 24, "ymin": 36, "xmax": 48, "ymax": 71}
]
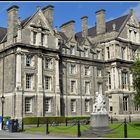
[
  {"xmin": 24, "ymin": 125, "xmax": 90, "ymax": 137},
  {"xmin": 24, "ymin": 122, "xmax": 140, "ymax": 138},
  {"xmin": 103, "ymin": 122, "xmax": 140, "ymax": 138}
]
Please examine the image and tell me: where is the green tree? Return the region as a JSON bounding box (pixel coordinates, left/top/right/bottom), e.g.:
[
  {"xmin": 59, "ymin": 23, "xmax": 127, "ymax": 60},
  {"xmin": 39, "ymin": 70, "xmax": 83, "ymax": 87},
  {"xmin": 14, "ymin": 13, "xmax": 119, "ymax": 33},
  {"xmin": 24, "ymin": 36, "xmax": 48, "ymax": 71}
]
[{"xmin": 132, "ymin": 59, "xmax": 140, "ymax": 106}]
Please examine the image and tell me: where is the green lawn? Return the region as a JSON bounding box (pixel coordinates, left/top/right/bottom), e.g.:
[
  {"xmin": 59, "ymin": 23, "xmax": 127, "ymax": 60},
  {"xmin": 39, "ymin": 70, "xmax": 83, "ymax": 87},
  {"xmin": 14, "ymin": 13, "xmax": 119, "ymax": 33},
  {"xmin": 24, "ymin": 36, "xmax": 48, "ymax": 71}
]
[
  {"xmin": 24, "ymin": 125, "xmax": 90, "ymax": 137},
  {"xmin": 24, "ymin": 122, "xmax": 140, "ymax": 138}
]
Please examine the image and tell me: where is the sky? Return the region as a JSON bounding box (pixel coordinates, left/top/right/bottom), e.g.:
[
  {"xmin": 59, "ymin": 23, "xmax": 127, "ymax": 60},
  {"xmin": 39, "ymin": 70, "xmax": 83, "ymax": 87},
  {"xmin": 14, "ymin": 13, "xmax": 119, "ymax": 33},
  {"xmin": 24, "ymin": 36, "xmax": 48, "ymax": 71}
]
[{"xmin": 0, "ymin": 1, "xmax": 140, "ymax": 32}]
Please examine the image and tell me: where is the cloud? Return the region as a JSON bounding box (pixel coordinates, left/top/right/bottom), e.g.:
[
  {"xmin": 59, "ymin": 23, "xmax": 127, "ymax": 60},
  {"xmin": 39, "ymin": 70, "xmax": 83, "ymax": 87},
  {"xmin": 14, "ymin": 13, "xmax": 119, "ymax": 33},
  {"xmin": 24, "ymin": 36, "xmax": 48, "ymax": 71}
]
[{"xmin": 122, "ymin": 3, "xmax": 140, "ymax": 20}]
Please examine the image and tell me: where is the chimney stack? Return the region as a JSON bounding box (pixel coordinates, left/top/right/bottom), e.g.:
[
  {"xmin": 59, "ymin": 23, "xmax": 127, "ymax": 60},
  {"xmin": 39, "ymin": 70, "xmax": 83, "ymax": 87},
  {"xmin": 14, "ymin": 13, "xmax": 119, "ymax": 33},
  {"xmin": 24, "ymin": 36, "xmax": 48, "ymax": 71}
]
[
  {"xmin": 7, "ymin": 5, "xmax": 19, "ymax": 44},
  {"xmin": 60, "ymin": 20, "xmax": 75, "ymax": 38},
  {"xmin": 81, "ymin": 16, "xmax": 88, "ymax": 37},
  {"xmin": 42, "ymin": 5, "xmax": 54, "ymax": 28},
  {"xmin": 95, "ymin": 9, "xmax": 106, "ymax": 35}
]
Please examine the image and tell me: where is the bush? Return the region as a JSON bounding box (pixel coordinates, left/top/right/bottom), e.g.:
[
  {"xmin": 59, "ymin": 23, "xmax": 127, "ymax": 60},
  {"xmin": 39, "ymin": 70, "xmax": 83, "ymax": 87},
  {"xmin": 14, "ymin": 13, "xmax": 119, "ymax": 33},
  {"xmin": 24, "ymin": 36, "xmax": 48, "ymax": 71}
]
[{"xmin": 23, "ymin": 116, "xmax": 90, "ymax": 125}]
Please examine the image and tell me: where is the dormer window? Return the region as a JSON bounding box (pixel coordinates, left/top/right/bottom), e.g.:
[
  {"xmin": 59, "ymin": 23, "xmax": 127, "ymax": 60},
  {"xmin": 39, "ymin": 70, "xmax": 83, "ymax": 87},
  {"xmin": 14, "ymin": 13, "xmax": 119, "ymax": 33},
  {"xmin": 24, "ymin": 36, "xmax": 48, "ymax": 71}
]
[
  {"xmin": 33, "ymin": 31, "xmax": 37, "ymax": 45},
  {"xmin": 26, "ymin": 55, "xmax": 33, "ymax": 67},
  {"xmin": 70, "ymin": 45, "xmax": 75, "ymax": 55},
  {"xmin": 45, "ymin": 58, "xmax": 53, "ymax": 69},
  {"xmin": 41, "ymin": 33, "xmax": 45, "ymax": 46},
  {"xmin": 84, "ymin": 48, "xmax": 89, "ymax": 57}
]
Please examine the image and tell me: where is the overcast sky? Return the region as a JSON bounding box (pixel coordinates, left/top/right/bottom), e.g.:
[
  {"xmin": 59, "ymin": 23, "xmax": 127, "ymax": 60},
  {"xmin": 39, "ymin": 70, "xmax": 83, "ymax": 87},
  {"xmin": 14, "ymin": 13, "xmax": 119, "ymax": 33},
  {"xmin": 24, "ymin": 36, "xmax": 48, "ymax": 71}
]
[{"xmin": 0, "ymin": 1, "xmax": 140, "ymax": 32}]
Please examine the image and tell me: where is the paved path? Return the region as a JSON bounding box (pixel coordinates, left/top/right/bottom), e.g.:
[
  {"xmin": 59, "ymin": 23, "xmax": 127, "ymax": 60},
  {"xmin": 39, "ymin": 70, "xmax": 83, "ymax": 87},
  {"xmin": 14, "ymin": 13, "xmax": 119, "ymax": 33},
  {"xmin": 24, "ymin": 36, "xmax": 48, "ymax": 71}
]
[{"xmin": 0, "ymin": 130, "xmax": 77, "ymax": 139}]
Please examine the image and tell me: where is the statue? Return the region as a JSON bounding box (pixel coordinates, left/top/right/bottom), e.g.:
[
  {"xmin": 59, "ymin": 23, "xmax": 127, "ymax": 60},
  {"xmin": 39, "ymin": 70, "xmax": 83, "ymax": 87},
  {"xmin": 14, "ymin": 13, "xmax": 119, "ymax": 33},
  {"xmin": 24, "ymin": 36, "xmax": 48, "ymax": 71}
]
[{"xmin": 93, "ymin": 92, "xmax": 107, "ymax": 113}]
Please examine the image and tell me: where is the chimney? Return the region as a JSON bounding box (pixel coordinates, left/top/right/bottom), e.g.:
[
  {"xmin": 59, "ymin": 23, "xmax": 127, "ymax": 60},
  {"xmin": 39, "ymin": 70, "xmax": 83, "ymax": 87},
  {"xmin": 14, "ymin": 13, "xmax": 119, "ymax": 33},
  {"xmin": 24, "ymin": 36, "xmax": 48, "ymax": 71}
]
[
  {"xmin": 7, "ymin": 5, "xmax": 19, "ymax": 44},
  {"xmin": 95, "ymin": 9, "xmax": 106, "ymax": 35},
  {"xmin": 81, "ymin": 16, "xmax": 88, "ymax": 37},
  {"xmin": 42, "ymin": 5, "xmax": 54, "ymax": 28},
  {"xmin": 60, "ymin": 20, "xmax": 75, "ymax": 38}
]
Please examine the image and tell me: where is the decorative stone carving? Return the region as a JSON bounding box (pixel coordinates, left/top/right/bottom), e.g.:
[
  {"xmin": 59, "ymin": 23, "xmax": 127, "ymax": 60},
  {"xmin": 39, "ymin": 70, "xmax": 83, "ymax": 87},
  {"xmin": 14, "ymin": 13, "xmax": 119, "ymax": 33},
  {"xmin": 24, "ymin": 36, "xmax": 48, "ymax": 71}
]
[{"xmin": 92, "ymin": 92, "xmax": 107, "ymax": 113}]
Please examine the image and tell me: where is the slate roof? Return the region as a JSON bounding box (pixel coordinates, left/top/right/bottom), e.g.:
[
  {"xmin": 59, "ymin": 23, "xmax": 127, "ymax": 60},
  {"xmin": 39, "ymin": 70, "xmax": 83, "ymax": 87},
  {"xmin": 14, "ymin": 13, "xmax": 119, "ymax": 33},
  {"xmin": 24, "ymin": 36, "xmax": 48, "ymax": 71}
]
[
  {"xmin": 0, "ymin": 27, "xmax": 7, "ymax": 42},
  {"xmin": 75, "ymin": 14, "xmax": 129, "ymax": 39},
  {"xmin": 0, "ymin": 14, "xmax": 130, "ymax": 44}
]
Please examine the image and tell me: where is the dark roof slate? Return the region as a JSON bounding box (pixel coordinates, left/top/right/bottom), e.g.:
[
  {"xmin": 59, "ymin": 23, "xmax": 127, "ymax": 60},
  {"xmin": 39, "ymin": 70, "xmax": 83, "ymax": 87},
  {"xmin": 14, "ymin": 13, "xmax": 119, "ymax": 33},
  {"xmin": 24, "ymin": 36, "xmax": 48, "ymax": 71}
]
[
  {"xmin": 76, "ymin": 14, "xmax": 129, "ymax": 40},
  {"xmin": 0, "ymin": 27, "xmax": 7, "ymax": 42}
]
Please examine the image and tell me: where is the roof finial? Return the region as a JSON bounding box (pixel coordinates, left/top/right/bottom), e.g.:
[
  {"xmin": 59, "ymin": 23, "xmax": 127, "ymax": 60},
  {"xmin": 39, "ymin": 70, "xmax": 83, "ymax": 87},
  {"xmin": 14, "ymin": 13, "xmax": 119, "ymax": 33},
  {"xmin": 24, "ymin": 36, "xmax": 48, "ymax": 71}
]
[
  {"xmin": 112, "ymin": 23, "xmax": 116, "ymax": 31},
  {"xmin": 36, "ymin": 6, "xmax": 41, "ymax": 11},
  {"xmin": 130, "ymin": 9, "xmax": 134, "ymax": 15}
]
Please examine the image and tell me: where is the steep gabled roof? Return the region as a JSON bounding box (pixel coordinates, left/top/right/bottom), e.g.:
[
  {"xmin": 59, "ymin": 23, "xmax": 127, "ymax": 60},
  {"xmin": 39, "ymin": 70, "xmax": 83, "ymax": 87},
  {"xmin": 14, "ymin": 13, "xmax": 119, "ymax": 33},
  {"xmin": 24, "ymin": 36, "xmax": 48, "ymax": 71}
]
[
  {"xmin": 0, "ymin": 27, "xmax": 7, "ymax": 42},
  {"xmin": 75, "ymin": 14, "xmax": 129, "ymax": 40}
]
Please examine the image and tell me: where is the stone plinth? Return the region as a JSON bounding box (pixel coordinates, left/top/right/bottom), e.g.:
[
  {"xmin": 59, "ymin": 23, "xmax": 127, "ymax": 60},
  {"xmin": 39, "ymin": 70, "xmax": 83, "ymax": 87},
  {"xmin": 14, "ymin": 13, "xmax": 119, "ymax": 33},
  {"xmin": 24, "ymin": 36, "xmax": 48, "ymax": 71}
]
[{"xmin": 90, "ymin": 112, "xmax": 109, "ymax": 128}]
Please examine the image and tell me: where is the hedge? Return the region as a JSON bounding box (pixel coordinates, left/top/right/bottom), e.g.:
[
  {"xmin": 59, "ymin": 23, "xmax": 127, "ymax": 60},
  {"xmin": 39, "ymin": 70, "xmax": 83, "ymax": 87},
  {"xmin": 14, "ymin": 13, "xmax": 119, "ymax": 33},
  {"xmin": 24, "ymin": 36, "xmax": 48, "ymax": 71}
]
[{"xmin": 23, "ymin": 116, "xmax": 90, "ymax": 125}]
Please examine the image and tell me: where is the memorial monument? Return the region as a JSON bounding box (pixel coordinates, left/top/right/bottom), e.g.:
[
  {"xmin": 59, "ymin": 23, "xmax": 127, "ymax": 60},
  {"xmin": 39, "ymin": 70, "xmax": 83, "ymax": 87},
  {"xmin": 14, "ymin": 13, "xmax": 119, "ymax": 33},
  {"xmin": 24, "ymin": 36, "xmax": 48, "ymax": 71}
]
[{"xmin": 90, "ymin": 92, "xmax": 109, "ymax": 128}]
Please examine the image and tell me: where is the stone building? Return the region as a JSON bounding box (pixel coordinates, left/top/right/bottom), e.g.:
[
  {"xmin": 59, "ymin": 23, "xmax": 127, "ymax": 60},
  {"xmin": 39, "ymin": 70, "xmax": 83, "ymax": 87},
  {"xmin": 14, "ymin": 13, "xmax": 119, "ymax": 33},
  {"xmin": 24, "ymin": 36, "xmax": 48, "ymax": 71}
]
[{"xmin": 0, "ymin": 5, "xmax": 140, "ymax": 119}]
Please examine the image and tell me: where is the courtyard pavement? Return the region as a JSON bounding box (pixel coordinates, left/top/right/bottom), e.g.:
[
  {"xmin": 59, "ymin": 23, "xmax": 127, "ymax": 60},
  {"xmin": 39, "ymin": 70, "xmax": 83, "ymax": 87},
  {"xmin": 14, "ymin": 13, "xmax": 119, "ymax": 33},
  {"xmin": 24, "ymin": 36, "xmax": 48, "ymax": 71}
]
[{"xmin": 0, "ymin": 130, "xmax": 77, "ymax": 139}]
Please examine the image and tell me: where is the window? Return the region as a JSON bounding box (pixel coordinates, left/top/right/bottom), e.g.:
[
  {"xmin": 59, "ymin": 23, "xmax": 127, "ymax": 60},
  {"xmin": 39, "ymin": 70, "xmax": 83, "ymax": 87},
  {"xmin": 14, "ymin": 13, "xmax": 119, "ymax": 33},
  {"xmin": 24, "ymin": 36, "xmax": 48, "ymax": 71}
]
[
  {"xmin": 84, "ymin": 48, "xmax": 88, "ymax": 57},
  {"xmin": 97, "ymin": 50, "xmax": 101, "ymax": 59},
  {"xmin": 98, "ymin": 83, "xmax": 102, "ymax": 94},
  {"xmin": 26, "ymin": 55, "xmax": 32, "ymax": 67},
  {"xmin": 45, "ymin": 98, "xmax": 52, "ymax": 113},
  {"xmin": 123, "ymin": 96, "xmax": 128, "ymax": 111},
  {"xmin": 122, "ymin": 72, "xmax": 128, "ymax": 89},
  {"xmin": 121, "ymin": 47, "xmax": 125, "ymax": 59},
  {"xmin": 45, "ymin": 76, "xmax": 52, "ymax": 90},
  {"xmin": 41, "ymin": 33, "xmax": 45, "ymax": 46},
  {"xmin": 71, "ymin": 80, "xmax": 76, "ymax": 93},
  {"xmin": 129, "ymin": 30, "xmax": 132, "ymax": 41},
  {"xmin": 106, "ymin": 47, "xmax": 110, "ymax": 59},
  {"xmin": 25, "ymin": 98, "xmax": 32, "ymax": 113},
  {"xmin": 70, "ymin": 64, "xmax": 76, "ymax": 74},
  {"xmin": 134, "ymin": 31, "xmax": 137, "ymax": 42},
  {"xmin": 135, "ymin": 104, "xmax": 139, "ymax": 111},
  {"xmin": 26, "ymin": 74, "xmax": 33, "ymax": 89},
  {"xmin": 110, "ymin": 106, "xmax": 113, "ymax": 112},
  {"xmin": 33, "ymin": 31, "xmax": 37, "ymax": 44},
  {"xmin": 85, "ymin": 100, "xmax": 90, "ymax": 112},
  {"xmin": 85, "ymin": 81, "xmax": 90, "ymax": 94},
  {"xmin": 70, "ymin": 45, "xmax": 75, "ymax": 55},
  {"xmin": 108, "ymin": 72, "xmax": 111, "ymax": 89},
  {"xmin": 132, "ymin": 49, "xmax": 136, "ymax": 60},
  {"xmin": 71, "ymin": 99, "xmax": 76, "ymax": 113},
  {"xmin": 85, "ymin": 66, "xmax": 90, "ymax": 76},
  {"xmin": 45, "ymin": 58, "xmax": 53, "ymax": 69},
  {"xmin": 97, "ymin": 69, "xmax": 102, "ymax": 77}
]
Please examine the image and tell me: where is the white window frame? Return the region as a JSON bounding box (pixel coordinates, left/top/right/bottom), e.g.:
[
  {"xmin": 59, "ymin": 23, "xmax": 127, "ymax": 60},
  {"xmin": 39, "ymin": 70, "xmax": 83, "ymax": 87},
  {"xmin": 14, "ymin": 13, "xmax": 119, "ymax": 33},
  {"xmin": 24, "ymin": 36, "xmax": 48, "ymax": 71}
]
[
  {"xmin": 45, "ymin": 76, "xmax": 52, "ymax": 91},
  {"xmin": 85, "ymin": 100, "xmax": 90, "ymax": 112},
  {"xmin": 45, "ymin": 58, "xmax": 53, "ymax": 69},
  {"xmin": 25, "ymin": 98, "xmax": 32, "ymax": 113},
  {"xmin": 45, "ymin": 98, "xmax": 52, "ymax": 113},
  {"xmin": 70, "ymin": 45, "xmax": 75, "ymax": 55},
  {"xmin": 70, "ymin": 80, "xmax": 77, "ymax": 93},
  {"xmin": 71, "ymin": 99, "xmax": 76, "ymax": 113},
  {"xmin": 26, "ymin": 74, "xmax": 33, "ymax": 89},
  {"xmin": 85, "ymin": 66, "xmax": 90, "ymax": 76},
  {"xmin": 84, "ymin": 48, "xmax": 89, "ymax": 57},
  {"xmin": 26, "ymin": 55, "xmax": 33, "ymax": 67},
  {"xmin": 70, "ymin": 64, "xmax": 76, "ymax": 74},
  {"xmin": 85, "ymin": 81, "xmax": 90, "ymax": 95}
]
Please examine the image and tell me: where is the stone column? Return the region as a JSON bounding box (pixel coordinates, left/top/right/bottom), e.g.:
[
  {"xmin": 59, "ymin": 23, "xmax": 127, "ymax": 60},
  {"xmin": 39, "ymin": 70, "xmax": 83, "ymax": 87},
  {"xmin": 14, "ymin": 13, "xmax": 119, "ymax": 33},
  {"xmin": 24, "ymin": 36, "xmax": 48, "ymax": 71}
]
[
  {"xmin": 37, "ymin": 55, "xmax": 43, "ymax": 116},
  {"xmin": 115, "ymin": 67, "xmax": 119, "ymax": 89},
  {"xmin": 16, "ymin": 48, "xmax": 22, "ymax": 89},
  {"xmin": 55, "ymin": 56, "xmax": 60, "ymax": 116},
  {"xmin": 15, "ymin": 48, "xmax": 23, "ymax": 119}
]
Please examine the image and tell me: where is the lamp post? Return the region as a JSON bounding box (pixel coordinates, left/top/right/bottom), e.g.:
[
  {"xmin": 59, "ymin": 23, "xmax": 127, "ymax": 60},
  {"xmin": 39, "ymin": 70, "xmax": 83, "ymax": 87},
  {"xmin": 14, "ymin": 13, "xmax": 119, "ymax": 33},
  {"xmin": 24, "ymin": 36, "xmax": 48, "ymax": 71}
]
[{"xmin": 1, "ymin": 96, "xmax": 5, "ymax": 130}]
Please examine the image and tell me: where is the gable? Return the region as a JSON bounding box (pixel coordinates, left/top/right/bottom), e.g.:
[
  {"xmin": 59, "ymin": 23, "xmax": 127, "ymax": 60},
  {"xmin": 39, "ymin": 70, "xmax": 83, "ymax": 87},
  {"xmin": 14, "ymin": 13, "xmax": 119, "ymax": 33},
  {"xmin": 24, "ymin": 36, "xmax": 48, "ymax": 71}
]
[{"xmin": 22, "ymin": 10, "xmax": 54, "ymax": 35}]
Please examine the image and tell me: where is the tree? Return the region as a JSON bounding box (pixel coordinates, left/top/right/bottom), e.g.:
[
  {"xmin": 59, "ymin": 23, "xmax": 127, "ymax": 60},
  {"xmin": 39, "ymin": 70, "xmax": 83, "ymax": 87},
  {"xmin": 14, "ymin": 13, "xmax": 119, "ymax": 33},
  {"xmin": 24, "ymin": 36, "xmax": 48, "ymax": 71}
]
[{"xmin": 132, "ymin": 58, "xmax": 140, "ymax": 106}]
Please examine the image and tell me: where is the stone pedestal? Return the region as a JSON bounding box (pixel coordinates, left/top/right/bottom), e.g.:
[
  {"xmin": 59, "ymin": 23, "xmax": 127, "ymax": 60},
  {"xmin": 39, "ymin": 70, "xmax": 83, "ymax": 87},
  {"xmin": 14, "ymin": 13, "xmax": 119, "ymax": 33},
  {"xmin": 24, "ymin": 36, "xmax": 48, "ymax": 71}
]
[{"xmin": 90, "ymin": 112, "xmax": 109, "ymax": 128}]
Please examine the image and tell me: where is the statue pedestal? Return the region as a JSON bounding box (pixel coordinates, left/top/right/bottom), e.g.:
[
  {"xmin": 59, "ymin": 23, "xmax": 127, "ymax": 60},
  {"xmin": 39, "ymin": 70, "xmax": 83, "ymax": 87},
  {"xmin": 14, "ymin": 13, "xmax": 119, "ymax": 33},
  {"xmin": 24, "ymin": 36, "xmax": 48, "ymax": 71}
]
[{"xmin": 90, "ymin": 112, "xmax": 109, "ymax": 128}]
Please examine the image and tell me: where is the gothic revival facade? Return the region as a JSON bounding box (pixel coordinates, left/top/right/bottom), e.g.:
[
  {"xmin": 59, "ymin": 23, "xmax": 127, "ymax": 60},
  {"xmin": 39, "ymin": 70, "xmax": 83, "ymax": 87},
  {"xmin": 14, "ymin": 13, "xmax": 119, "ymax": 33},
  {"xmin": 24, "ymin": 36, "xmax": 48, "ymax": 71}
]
[{"xmin": 0, "ymin": 5, "xmax": 140, "ymax": 119}]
